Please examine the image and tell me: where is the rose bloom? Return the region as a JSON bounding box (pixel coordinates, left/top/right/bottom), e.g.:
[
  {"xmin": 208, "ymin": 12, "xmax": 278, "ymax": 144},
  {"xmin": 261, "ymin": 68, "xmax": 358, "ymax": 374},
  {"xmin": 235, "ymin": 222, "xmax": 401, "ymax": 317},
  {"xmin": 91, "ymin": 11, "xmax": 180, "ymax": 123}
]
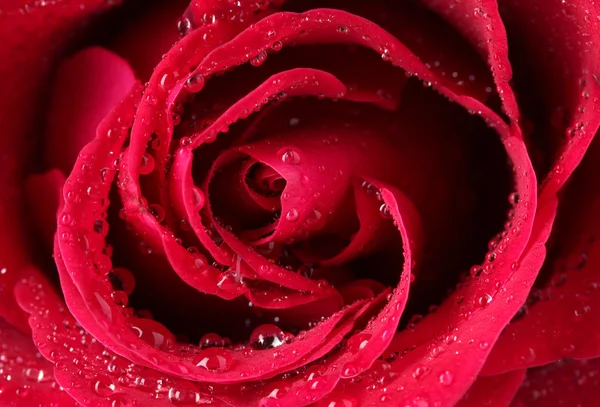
[{"xmin": 1, "ymin": 0, "xmax": 599, "ymax": 406}]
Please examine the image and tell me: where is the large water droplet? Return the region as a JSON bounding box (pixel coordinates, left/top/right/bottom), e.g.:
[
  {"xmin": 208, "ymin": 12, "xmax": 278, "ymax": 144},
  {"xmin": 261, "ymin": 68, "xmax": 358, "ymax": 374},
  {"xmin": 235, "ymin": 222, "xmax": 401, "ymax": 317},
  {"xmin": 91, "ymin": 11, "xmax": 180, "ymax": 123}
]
[
  {"xmin": 128, "ymin": 318, "xmax": 175, "ymax": 350},
  {"xmin": 147, "ymin": 204, "xmax": 165, "ymax": 222},
  {"xmin": 250, "ymin": 324, "xmax": 285, "ymax": 349},
  {"xmin": 177, "ymin": 17, "xmax": 192, "ymax": 36},
  {"xmin": 23, "ymin": 368, "xmax": 52, "ymax": 383},
  {"xmin": 168, "ymin": 386, "xmax": 201, "ymax": 405},
  {"xmin": 280, "ymin": 149, "xmax": 300, "ymax": 164},
  {"xmin": 340, "ymin": 363, "xmax": 359, "ymax": 378},
  {"xmin": 285, "ymin": 209, "xmax": 299, "ymax": 222},
  {"xmin": 192, "ymin": 348, "xmax": 232, "ymax": 371},
  {"xmin": 413, "ymin": 366, "xmax": 431, "ymax": 380},
  {"xmin": 109, "ymin": 267, "xmax": 136, "ymax": 295},
  {"xmin": 250, "ymin": 51, "xmax": 267, "ymax": 66},
  {"xmin": 439, "ymin": 371, "xmax": 454, "ymax": 386},
  {"xmin": 199, "ymin": 333, "xmax": 224, "ymax": 348},
  {"xmin": 93, "ymin": 375, "xmax": 115, "ymax": 397},
  {"xmin": 186, "ymin": 73, "xmax": 205, "ymax": 92},
  {"xmin": 193, "ymin": 187, "xmax": 204, "ymax": 210},
  {"xmin": 346, "ymin": 333, "xmax": 371, "ymax": 353},
  {"xmin": 139, "ymin": 153, "xmax": 155, "ymax": 175}
]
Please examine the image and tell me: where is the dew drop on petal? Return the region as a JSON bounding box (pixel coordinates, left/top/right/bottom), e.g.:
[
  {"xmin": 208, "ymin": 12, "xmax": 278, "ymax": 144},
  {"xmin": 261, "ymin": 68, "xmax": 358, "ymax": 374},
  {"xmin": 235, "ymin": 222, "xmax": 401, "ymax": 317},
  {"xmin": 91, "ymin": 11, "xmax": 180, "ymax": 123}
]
[
  {"xmin": 177, "ymin": 17, "xmax": 192, "ymax": 36},
  {"xmin": 285, "ymin": 209, "xmax": 299, "ymax": 222},
  {"xmin": 346, "ymin": 333, "xmax": 371, "ymax": 353},
  {"xmin": 109, "ymin": 267, "xmax": 136, "ymax": 294},
  {"xmin": 168, "ymin": 386, "xmax": 201, "ymax": 405},
  {"xmin": 193, "ymin": 187, "xmax": 204, "ymax": 210},
  {"xmin": 192, "ymin": 348, "xmax": 233, "ymax": 371},
  {"xmin": 280, "ymin": 149, "xmax": 300, "ymax": 164},
  {"xmin": 413, "ymin": 366, "xmax": 430, "ymax": 380},
  {"xmin": 128, "ymin": 318, "xmax": 175, "ymax": 350},
  {"xmin": 250, "ymin": 324, "xmax": 285, "ymax": 349},
  {"xmin": 186, "ymin": 73, "xmax": 205, "ymax": 92},
  {"xmin": 139, "ymin": 153, "xmax": 155, "ymax": 175},
  {"xmin": 439, "ymin": 371, "xmax": 454, "ymax": 386},
  {"xmin": 199, "ymin": 333, "xmax": 224, "ymax": 348},
  {"xmin": 93, "ymin": 375, "xmax": 115, "ymax": 397}
]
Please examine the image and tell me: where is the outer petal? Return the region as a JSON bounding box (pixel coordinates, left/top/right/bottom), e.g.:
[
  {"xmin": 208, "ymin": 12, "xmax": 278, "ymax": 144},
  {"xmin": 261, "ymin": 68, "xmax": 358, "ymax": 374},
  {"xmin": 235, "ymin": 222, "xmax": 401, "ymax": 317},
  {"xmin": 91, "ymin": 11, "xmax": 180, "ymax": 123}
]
[
  {"xmin": 511, "ymin": 358, "xmax": 600, "ymax": 407},
  {"xmin": 497, "ymin": 0, "xmax": 600, "ymax": 255},
  {"xmin": 456, "ymin": 370, "xmax": 526, "ymax": 407},
  {"xmin": 0, "ymin": 318, "xmax": 79, "ymax": 407},
  {"xmin": 44, "ymin": 47, "xmax": 136, "ymax": 174},
  {"xmin": 483, "ymin": 130, "xmax": 600, "ymax": 374},
  {"xmin": 0, "ymin": 0, "xmax": 119, "ymax": 332}
]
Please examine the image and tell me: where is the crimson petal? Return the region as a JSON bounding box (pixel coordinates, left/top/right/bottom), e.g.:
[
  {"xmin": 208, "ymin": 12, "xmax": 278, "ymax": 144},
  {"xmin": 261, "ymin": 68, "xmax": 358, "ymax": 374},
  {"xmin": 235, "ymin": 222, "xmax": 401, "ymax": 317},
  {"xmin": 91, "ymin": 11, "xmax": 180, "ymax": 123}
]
[
  {"xmin": 0, "ymin": 317, "xmax": 79, "ymax": 407},
  {"xmin": 483, "ymin": 133, "xmax": 600, "ymax": 375},
  {"xmin": 511, "ymin": 358, "xmax": 600, "ymax": 407},
  {"xmin": 456, "ymin": 370, "xmax": 526, "ymax": 407},
  {"xmin": 0, "ymin": 0, "xmax": 118, "ymax": 333}
]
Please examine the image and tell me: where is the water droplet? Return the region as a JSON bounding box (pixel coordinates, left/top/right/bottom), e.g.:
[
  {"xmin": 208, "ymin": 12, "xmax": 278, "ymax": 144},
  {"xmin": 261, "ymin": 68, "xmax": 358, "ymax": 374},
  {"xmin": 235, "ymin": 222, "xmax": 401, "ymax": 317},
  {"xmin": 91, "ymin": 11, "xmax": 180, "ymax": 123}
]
[
  {"xmin": 469, "ymin": 265, "xmax": 483, "ymax": 278},
  {"xmin": 413, "ymin": 366, "xmax": 430, "ymax": 380},
  {"xmin": 271, "ymin": 41, "xmax": 283, "ymax": 51},
  {"xmin": 168, "ymin": 386, "xmax": 201, "ymax": 405},
  {"xmin": 86, "ymin": 185, "xmax": 102, "ymax": 200},
  {"xmin": 193, "ymin": 348, "xmax": 232, "ymax": 371},
  {"xmin": 139, "ymin": 153, "xmax": 155, "ymax": 175},
  {"xmin": 508, "ymin": 192, "xmax": 520, "ymax": 205},
  {"xmin": 180, "ymin": 137, "xmax": 192, "ymax": 147},
  {"xmin": 285, "ymin": 208, "xmax": 300, "ymax": 222},
  {"xmin": 128, "ymin": 318, "xmax": 175, "ymax": 350},
  {"xmin": 298, "ymin": 264, "xmax": 314, "ymax": 278},
  {"xmin": 379, "ymin": 204, "xmax": 392, "ymax": 219},
  {"xmin": 346, "ymin": 333, "xmax": 371, "ymax": 353},
  {"xmin": 110, "ymin": 290, "xmax": 129, "ymax": 306},
  {"xmin": 340, "ymin": 363, "xmax": 358, "ymax": 378},
  {"xmin": 250, "ymin": 51, "xmax": 267, "ymax": 66},
  {"xmin": 134, "ymin": 376, "xmax": 162, "ymax": 393},
  {"xmin": 93, "ymin": 375, "xmax": 115, "ymax": 396},
  {"xmin": 193, "ymin": 187, "xmax": 204, "ymax": 210},
  {"xmin": 147, "ymin": 204, "xmax": 165, "ymax": 222},
  {"xmin": 23, "ymin": 368, "xmax": 51, "ymax": 383},
  {"xmin": 109, "ymin": 267, "xmax": 136, "ymax": 294},
  {"xmin": 305, "ymin": 209, "xmax": 322, "ymax": 227},
  {"xmin": 478, "ymin": 341, "xmax": 489, "ymax": 350},
  {"xmin": 177, "ymin": 17, "xmax": 192, "ymax": 36},
  {"xmin": 200, "ymin": 333, "xmax": 224, "ymax": 348},
  {"xmin": 478, "ymin": 293, "xmax": 493, "ymax": 307},
  {"xmin": 186, "ymin": 73, "xmax": 205, "ymax": 92},
  {"xmin": 95, "ymin": 254, "xmax": 113, "ymax": 275},
  {"xmin": 439, "ymin": 371, "xmax": 454, "ymax": 386},
  {"xmin": 60, "ymin": 213, "xmax": 74, "ymax": 225},
  {"xmin": 159, "ymin": 72, "xmax": 175, "ymax": 90},
  {"xmin": 250, "ymin": 324, "xmax": 285, "ymax": 349},
  {"xmin": 280, "ymin": 149, "xmax": 300, "ymax": 164}
]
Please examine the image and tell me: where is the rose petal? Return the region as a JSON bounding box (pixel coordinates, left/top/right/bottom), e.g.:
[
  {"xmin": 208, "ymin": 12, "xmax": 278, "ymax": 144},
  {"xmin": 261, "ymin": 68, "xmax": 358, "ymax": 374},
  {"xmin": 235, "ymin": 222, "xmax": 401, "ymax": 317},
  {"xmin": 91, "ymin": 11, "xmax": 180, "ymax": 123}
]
[
  {"xmin": 483, "ymin": 133, "xmax": 600, "ymax": 375},
  {"xmin": 14, "ymin": 267, "xmax": 219, "ymax": 407},
  {"xmin": 495, "ymin": 0, "xmax": 600, "ymax": 192},
  {"xmin": 511, "ymin": 358, "xmax": 600, "ymax": 407},
  {"xmin": 250, "ymin": 181, "xmax": 420, "ymax": 407},
  {"xmin": 0, "ymin": 0, "xmax": 118, "ymax": 333},
  {"xmin": 0, "ymin": 317, "xmax": 78, "ymax": 407},
  {"xmin": 336, "ymin": 243, "xmax": 544, "ymax": 407},
  {"xmin": 44, "ymin": 47, "xmax": 136, "ymax": 174},
  {"xmin": 456, "ymin": 370, "xmax": 526, "ymax": 407},
  {"xmin": 418, "ymin": 0, "xmax": 518, "ymax": 120}
]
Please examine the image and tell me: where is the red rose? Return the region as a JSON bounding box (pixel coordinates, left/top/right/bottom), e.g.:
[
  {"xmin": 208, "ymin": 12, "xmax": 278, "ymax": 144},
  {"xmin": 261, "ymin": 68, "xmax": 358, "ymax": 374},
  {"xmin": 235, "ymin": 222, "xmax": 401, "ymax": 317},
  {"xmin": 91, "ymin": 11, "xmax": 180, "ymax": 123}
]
[{"xmin": 1, "ymin": 0, "xmax": 599, "ymax": 406}]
